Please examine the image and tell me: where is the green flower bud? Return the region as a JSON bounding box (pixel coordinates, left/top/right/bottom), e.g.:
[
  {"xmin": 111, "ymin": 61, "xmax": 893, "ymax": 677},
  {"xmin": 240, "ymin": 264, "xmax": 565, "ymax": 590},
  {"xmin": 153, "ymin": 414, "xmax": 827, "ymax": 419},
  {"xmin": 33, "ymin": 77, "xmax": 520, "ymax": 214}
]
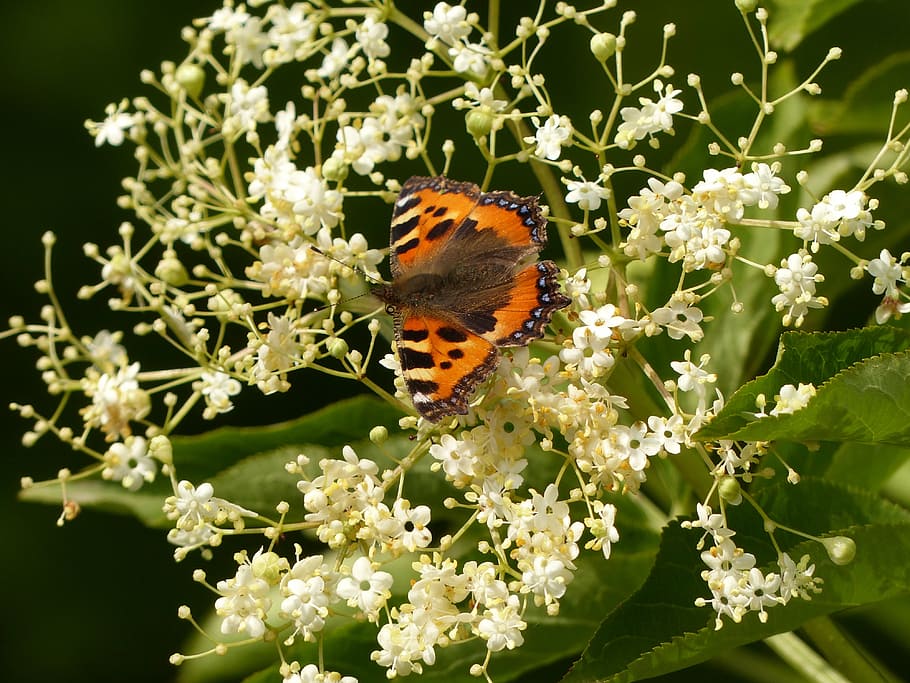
[
  {"xmin": 590, "ymin": 32, "xmax": 617, "ymax": 62},
  {"xmin": 155, "ymin": 256, "xmax": 189, "ymax": 287},
  {"xmin": 322, "ymin": 156, "xmax": 348, "ymax": 182},
  {"xmin": 821, "ymin": 535, "xmax": 856, "ymax": 565},
  {"xmin": 466, "ymin": 109, "xmax": 494, "ymax": 138},
  {"xmin": 717, "ymin": 475, "xmax": 742, "ymax": 504},
  {"xmin": 251, "ymin": 550, "xmax": 288, "ymax": 585},
  {"xmin": 149, "ymin": 434, "xmax": 173, "ymax": 464},
  {"xmin": 175, "ymin": 64, "xmax": 205, "ymax": 99},
  {"xmin": 370, "ymin": 425, "xmax": 389, "ymax": 444},
  {"xmin": 327, "ymin": 337, "xmax": 349, "ymax": 359},
  {"xmin": 735, "ymin": 0, "xmax": 758, "ymax": 13}
]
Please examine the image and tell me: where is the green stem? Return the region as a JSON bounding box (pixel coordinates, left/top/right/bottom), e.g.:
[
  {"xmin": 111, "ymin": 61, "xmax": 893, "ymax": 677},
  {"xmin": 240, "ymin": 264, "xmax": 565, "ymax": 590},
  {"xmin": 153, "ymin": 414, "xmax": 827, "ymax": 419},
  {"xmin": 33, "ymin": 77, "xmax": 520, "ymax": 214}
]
[
  {"xmin": 802, "ymin": 616, "xmax": 902, "ymax": 683},
  {"xmin": 764, "ymin": 632, "xmax": 852, "ymax": 683}
]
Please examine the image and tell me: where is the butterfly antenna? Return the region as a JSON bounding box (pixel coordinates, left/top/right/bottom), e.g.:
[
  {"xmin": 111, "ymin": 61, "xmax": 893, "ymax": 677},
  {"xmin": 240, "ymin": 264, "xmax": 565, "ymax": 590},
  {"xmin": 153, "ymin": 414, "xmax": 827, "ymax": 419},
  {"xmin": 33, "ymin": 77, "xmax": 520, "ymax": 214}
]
[
  {"xmin": 304, "ymin": 245, "xmax": 385, "ymax": 316},
  {"xmin": 309, "ymin": 245, "xmax": 384, "ymax": 286}
]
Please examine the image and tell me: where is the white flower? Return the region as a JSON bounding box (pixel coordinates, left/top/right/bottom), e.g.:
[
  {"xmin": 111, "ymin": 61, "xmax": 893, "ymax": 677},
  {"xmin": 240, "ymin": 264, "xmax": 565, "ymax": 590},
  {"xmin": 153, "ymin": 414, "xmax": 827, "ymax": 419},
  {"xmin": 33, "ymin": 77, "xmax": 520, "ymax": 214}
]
[
  {"xmin": 560, "ymin": 327, "xmax": 614, "ymax": 378},
  {"xmin": 449, "ymin": 40, "xmax": 491, "ymax": 77},
  {"xmin": 866, "ymin": 249, "xmax": 905, "ymax": 297},
  {"xmin": 565, "ymin": 177, "xmax": 609, "ymax": 211},
  {"xmin": 527, "ymin": 114, "xmax": 572, "ymax": 161},
  {"xmin": 586, "ymin": 501, "xmax": 620, "ymax": 559},
  {"xmin": 564, "ymin": 267, "xmax": 591, "ymax": 307},
  {"xmin": 614, "ymin": 422, "xmax": 661, "ymax": 471},
  {"xmin": 373, "ymin": 612, "xmax": 439, "ymax": 677},
  {"xmin": 651, "ymin": 80, "xmax": 684, "ymax": 130},
  {"xmin": 356, "ymin": 15, "xmax": 390, "ymax": 60},
  {"xmin": 874, "ymin": 296, "xmax": 910, "ymax": 324},
  {"xmin": 392, "ymin": 499, "xmax": 433, "ymax": 551},
  {"xmin": 164, "ymin": 480, "xmax": 256, "ymax": 553},
  {"xmin": 267, "ymin": 4, "xmax": 316, "ymax": 61},
  {"xmin": 478, "ymin": 594, "xmax": 526, "ymax": 651},
  {"xmin": 671, "ymin": 351, "xmax": 716, "ymax": 396},
  {"xmin": 85, "ymin": 330, "xmax": 127, "ymax": 369},
  {"xmin": 771, "ymin": 251, "xmax": 827, "ymax": 326},
  {"xmin": 102, "ymin": 436, "xmax": 155, "ymax": 491},
  {"xmin": 252, "ymin": 312, "xmax": 301, "ymax": 393},
  {"xmin": 429, "ymin": 432, "xmax": 479, "ymax": 484},
  {"xmin": 614, "ymin": 80, "xmax": 682, "ymax": 148},
  {"xmin": 199, "ymin": 371, "xmax": 242, "ymax": 415},
  {"xmin": 742, "ymin": 162, "xmax": 790, "ymax": 209},
  {"xmin": 206, "ymin": 6, "xmax": 250, "ymax": 32},
  {"xmin": 794, "ymin": 201, "xmax": 840, "ymax": 251},
  {"xmin": 229, "ymin": 15, "xmax": 270, "ymax": 68},
  {"xmin": 769, "ymin": 383, "xmax": 816, "ymax": 416},
  {"xmin": 458, "ymin": 82, "xmax": 507, "ymax": 112},
  {"xmin": 317, "ymin": 37, "xmax": 349, "ymax": 79},
  {"xmin": 691, "ymin": 167, "xmax": 748, "ymax": 222},
  {"xmin": 650, "ymin": 298, "xmax": 704, "ymax": 341},
  {"xmin": 619, "ymin": 178, "xmax": 684, "ymax": 259},
  {"xmin": 285, "ymin": 166, "xmax": 344, "ymax": 233},
  {"xmin": 335, "ymin": 119, "xmax": 390, "ymax": 175},
  {"xmin": 521, "ymin": 555, "xmax": 572, "ymax": 603},
  {"xmin": 424, "ymin": 3, "xmax": 471, "ymax": 45},
  {"xmin": 215, "ymin": 561, "xmax": 271, "ymax": 639},
  {"xmin": 778, "ymin": 552, "xmax": 822, "ymax": 603},
  {"xmin": 280, "ymin": 554, "xmax": 331, "ymax": 642},
  {"xmin": 647, "ymin": 414, "xmax": 685, "ymax": 455},
  {"xmin": 228, "ymin": 79, "xmax": 270, "ymax": 132},
  {"xmin": 90, "ymin": 101, "xmax": 135, "ymax": 147},
  {"xmin": 83, "ymin": 362, "xmax": 151, "ymax": 438}
]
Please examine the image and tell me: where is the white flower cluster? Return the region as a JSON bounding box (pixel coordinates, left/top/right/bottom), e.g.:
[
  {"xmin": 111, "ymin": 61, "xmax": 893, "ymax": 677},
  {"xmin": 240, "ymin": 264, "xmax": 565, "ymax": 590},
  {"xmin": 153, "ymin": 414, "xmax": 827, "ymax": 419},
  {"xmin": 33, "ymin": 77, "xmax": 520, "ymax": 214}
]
[
  {"xmin": 619, "ymin": 163, "xmax": 791, "ymax": 272},
  {"xmin": 688, "ymin": 504, "xmax": 822, "ymax": 629},
  {"xmin": 164, "ymin": 480, "xmax": 257, "ymax": 559}
]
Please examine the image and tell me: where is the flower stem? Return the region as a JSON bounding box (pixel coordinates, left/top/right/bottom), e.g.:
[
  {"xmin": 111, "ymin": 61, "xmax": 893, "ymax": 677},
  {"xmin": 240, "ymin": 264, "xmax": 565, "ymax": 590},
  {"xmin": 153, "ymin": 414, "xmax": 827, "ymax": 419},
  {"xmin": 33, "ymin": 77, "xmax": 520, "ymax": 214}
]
[
  {"xmin": 764, "ymin": 631, "xmax": 851, "ymax": 683},
  {"xmin": 802, "ymin": 616, "xmax": 903, "ymax": 683}
]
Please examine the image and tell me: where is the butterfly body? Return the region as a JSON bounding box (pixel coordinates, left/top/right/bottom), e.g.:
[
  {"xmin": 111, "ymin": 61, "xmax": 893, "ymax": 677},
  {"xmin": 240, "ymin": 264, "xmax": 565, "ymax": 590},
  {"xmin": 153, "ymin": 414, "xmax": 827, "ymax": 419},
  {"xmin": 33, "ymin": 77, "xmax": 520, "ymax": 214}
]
[{"xmin": 374, "ymin": 176, "xmax": 571, "ymax": 422}]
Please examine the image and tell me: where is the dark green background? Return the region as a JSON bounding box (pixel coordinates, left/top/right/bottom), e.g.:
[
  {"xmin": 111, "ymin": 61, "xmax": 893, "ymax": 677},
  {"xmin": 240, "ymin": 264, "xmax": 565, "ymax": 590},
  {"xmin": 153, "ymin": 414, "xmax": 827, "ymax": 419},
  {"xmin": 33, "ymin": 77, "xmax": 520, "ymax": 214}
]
[{"xmin": 1, "ymin": 2, "xmax": 908, "ymax": 682}]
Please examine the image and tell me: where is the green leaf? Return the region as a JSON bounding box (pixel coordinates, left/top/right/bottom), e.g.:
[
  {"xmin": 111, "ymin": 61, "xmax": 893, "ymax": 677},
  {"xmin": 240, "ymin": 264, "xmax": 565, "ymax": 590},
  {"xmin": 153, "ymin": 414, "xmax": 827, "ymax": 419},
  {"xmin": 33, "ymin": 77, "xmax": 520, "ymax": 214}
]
[
  {"xmin": 695, "ymin": 327, "xmax": 910, "ymax": 444},
  {"xmin": 19, "ymin": 396, "xmax": 402, "ymax": 525},
  {"xmin": 172, "ymin": 395, "xmax": 403, "ymax": 483},
  {"xmin": 808, "ymin": 53, "xmax": 910, "ymax": 136},
  {"xmin": 19, "ymin": 477, "xmax": 172, "ymax": 526},
  {"xmin": 771, "ymin": 440, "xmax": 910, "ymax": 492},
  {"xmin": 766, "ymin": 0, "xmax": 864, "ymax": 51},
  {"xmin": 562, "ymin": 479, "xmax": 910, "ymax": 682}
]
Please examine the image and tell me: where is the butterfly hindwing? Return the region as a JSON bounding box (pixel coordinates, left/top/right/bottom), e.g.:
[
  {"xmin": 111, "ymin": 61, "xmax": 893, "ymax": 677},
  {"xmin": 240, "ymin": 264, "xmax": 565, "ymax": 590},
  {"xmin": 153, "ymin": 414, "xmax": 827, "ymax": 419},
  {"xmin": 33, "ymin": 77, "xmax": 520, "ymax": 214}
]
[
  {"xmin": 394, "ymin": 312, "xmax": 498, "ymax": 421},
  {"xmin": 476, "ymin": 260, "xmax": 572, "ymax": 347}
]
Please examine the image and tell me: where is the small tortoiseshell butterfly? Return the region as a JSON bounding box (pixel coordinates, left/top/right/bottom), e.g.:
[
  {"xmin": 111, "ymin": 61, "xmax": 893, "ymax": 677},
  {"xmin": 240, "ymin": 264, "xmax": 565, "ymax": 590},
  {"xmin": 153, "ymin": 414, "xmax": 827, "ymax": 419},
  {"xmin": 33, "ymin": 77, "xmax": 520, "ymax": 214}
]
[{"xmin": 373, "ymin": 175, "xmax": 571, "ymax": 422}]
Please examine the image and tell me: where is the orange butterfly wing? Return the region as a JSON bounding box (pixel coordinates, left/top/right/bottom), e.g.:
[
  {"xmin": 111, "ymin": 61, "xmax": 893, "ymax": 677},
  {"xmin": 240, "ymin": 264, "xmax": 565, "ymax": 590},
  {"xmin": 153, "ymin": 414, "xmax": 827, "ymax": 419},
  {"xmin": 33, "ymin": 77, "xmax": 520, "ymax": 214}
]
[{"xmin": 375, "ymin": 176, "xmax": 570, "ymax": 422}]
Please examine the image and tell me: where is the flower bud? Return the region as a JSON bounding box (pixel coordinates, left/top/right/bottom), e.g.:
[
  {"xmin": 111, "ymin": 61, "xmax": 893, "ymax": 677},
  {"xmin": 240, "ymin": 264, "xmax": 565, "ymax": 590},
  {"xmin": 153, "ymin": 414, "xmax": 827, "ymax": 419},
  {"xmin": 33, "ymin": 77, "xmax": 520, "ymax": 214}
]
[
  {"xmin": 590, "ymin": 33, "xmax": 617, "ymax": 62},
  {"xmin": 369, "ymin": 425, "xmax": 389, "ymax": 444},
  {"xmin": 735, "ymin": 0, "xmax": 758, "ymax": 12},
  {"xmin": 149, "ymin": 434, "xmax": 173, "ymax": 464},
  {"xmin": 321, "ymin": 156, "xmax": 348, "ymax": 182},
  {"xmin": 155, "ymin": 256, "xmax": 189, "ymax": 286},
  {"xmin": 327, "ymin": 337, "xmax": 349, "ymax": 359},
  {"xmin": 822, "ymin": 535, "xmax": 856, "ymax": 565},
  {"xmin": 175, "ymin": 64, "xmax": 205, "ymax": 99},
  {"xmin": 718, "ymin": 475, "xmax": 743, "ymax": 505},
  {"xmin": 466, "ymin": 109, "xmax": 494, "ymax": 138},
  {"xmin": 251, "ymin": 550, "xmax": 288, "ymax": 584}
]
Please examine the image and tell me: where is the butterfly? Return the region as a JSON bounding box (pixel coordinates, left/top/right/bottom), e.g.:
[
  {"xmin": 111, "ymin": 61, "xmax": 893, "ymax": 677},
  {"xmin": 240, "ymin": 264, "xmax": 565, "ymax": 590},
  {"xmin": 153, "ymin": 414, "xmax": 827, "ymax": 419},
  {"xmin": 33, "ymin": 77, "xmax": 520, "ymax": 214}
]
[{"xmin": 372, "ymin": 175, "xmax": 571, "ymax": 422}]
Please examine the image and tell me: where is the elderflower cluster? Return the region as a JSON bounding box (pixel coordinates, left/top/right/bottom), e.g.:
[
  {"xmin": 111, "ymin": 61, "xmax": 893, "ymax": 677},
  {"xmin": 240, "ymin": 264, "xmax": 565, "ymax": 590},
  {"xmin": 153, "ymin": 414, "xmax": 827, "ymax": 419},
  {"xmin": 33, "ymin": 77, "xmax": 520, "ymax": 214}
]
[
  {"xmin": 6, "ymin": 1, "xmax": 909, "ymax": 681},
  {"xmin": 687, "ymin": 504, "xmax": 823, "ymax": 629}
]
